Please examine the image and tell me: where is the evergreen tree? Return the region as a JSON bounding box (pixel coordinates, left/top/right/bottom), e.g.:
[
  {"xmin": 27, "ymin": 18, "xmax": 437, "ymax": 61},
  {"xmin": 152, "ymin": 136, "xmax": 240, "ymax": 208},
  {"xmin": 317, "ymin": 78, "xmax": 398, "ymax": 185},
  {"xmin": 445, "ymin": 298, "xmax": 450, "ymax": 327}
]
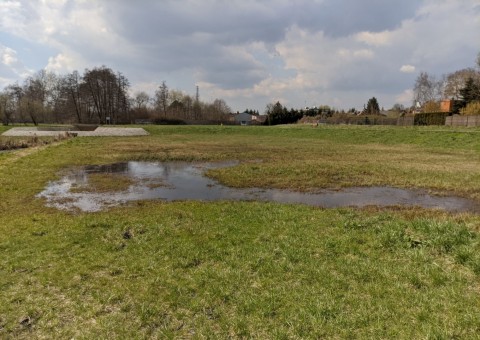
[
  {"xmin": 459, "ymin": 77, "xmax": 480, "ymax": 106},
  {"xmin": 365, "ymin": 97, "xmax": 380, "ymax": 115}
]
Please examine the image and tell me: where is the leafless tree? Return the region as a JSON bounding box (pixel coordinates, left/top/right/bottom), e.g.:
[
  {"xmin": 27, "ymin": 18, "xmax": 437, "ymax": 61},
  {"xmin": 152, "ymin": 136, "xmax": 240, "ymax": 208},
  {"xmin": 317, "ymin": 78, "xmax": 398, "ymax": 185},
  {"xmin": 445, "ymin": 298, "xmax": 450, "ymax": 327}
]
[
  {"xmin": 21, "ymin": 73, "xmax": 49, "ymax": 125},
  {"xmin": 413, "ymin": 71, "xmax": 441, "ymax": 106},
  {"xmin": 0, "ymin": 84, "xmax": 22, "ymax": 125},
  {"xmin": 443, "ymin": 68, "xmax": 479, "ymax": 100},
  {"xmin": 206, "ymin": 98, "xmax": 231, "ymax": 120},
  {"xmin": 61, "ymin": 70, "xmax": 88, "ymax": 123},
  {"xmin": 0, "ymin": 66, "xmax": 237, "ymax": 125},
  {"xmin": 155, "ymin": 81, "xmax": 169, "ymax": 117},
  {"xmin": 82, "ymin": 66, "xmax": 130, "ymax": 124},
  {"xmin": 0, "ymin": 92, "xmax": 11, "ymax": 125},
  {"xmin": 133, "ymin": 91, "xmax": 150, "ymax": 109}
]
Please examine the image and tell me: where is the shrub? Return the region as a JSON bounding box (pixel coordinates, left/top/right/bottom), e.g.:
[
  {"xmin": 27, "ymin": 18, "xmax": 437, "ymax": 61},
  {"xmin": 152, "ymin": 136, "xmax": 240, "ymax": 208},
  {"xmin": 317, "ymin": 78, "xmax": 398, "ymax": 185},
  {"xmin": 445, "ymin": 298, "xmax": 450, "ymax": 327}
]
[
  {"xmin": 414, "ymin": 112, "xmax": 449, "ymax": 125},
  {"xmin": 460, "ymin": 101, "xmax": 480, "ymax": 116},
  {"xmin": 153, "ymin": 118, "xmax": 187, "ymax": 125}
]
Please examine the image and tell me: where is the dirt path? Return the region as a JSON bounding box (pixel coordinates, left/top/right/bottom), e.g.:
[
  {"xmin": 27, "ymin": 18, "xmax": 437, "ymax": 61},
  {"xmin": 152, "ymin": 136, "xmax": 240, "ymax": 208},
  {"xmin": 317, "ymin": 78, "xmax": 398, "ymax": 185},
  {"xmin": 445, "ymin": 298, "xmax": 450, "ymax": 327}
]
[{"xmin": 0, "ymin": 145, "xmax": 49, "ymax": 169}]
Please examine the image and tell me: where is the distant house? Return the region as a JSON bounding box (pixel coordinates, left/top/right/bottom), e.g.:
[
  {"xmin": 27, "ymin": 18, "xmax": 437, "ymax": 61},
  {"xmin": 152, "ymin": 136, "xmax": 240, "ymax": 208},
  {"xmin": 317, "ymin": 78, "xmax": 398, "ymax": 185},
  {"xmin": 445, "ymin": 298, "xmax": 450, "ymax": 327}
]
[
  {"xmin": 414, "ymin": 101, "xmax": 422, "ymax": 114},
  {"xmin": 252, "ymin": 115, "xmax": 267, "ymax": 124},
  {"xmin": 440, "ymin": 99, "xmax": 454, "ymax": 113},
  {"xmin": 234, "ymin": 111, "xmax": 267, "ymax": 125},
  {"xmin": 234, "ymin": 112, "xmax": 252, "ymax": 125}
]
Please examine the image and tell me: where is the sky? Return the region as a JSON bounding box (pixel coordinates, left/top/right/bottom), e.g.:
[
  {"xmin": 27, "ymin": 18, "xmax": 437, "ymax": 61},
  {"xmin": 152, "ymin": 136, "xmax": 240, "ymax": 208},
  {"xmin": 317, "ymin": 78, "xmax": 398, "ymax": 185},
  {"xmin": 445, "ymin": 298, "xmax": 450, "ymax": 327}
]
[{"xmin": 0, "ymin": 0, "xmax": 479, "ymax": 112}]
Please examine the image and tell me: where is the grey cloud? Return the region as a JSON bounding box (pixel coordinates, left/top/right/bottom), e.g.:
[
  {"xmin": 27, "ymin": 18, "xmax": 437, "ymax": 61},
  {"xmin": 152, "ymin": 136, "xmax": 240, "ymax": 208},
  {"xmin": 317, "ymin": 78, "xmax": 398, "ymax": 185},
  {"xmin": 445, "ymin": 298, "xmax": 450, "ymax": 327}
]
[
  {"xmin": 199, "ymin": 60, "xmax": 267, "ymax": 89},
  {"xmin": 306, "ymin": 0, "xmax": 420, "ymax": 37},
  {"xmin": 331, "ymin": 64, "xmax": 414, "ymax": 94},
  {"xmin": 96, "ymin": 0, "xmax": 422, "ymax": 89},
  {"xmin": 108, "ymin": 0, "xmax": 421, "ymax": 43}
]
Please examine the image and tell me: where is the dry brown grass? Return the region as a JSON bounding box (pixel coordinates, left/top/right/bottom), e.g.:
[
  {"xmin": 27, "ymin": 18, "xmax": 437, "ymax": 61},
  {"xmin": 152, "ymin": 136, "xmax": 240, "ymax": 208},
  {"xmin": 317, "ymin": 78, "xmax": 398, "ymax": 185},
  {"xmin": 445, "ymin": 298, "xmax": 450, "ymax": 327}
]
[{"xmin": 70, "ymin": 173, "xmax": 135, "ymax": 193}]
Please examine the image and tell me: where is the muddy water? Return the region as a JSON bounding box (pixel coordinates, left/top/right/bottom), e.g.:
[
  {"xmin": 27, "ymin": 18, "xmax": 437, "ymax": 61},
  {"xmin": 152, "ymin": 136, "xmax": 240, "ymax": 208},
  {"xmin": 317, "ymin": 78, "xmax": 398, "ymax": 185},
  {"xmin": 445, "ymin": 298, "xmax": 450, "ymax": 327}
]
[{"xmin": 37, "ymin": 161, "xmax": 480, "ymax": 213}]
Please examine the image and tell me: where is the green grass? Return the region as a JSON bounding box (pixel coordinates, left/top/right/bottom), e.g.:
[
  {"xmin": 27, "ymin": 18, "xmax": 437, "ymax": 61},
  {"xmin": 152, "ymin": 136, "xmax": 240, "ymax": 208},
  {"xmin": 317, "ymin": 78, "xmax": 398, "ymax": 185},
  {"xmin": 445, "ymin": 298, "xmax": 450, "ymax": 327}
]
[{"xmin": 1, "ymin": 124, "xmax": 480, "ymax": 338}]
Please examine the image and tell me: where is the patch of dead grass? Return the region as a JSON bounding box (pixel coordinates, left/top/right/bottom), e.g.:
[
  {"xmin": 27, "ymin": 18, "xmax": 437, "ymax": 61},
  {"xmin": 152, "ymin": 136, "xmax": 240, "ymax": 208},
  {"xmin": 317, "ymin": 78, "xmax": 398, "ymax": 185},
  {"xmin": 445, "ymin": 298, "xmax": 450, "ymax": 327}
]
[{"xmin": 70, "ymin": 173, "xmax": 135, "ymax": 193}]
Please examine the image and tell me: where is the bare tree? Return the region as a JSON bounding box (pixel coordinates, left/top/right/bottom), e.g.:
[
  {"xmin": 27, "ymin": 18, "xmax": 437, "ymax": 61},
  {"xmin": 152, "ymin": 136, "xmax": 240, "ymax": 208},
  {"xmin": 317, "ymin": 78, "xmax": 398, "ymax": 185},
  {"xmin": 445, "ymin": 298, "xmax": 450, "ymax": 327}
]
[
  {"xmin": 130, "ymin": 91, "xmax": 151, "ymax": 121},
  {"xmin": 18, "ymin": 96, "xmax": 44, "ymax": 125},
  {"xmin": 133, "ymin": 91, "xmax": 150, "ymax": 109},
  {"xmin": 0, "ymin": 86, "xmax": 20, "ymax": 125},
  {"xmin": 168, "ymin": 89, "xmax": 184, "ymax": 104},
  {"xmin": 116, "ymin": 71, "xmax": 130, "ymax": 123},
  {"xmin": 155, "ymin": 81, "xmax": 169, "ymax": 117},
  {"xmin": 182, "ymin": 94, "xmax": 194, "ymax": 119},
  {"xmin": 443, "ymin": 68, "xmax": 479, "ymax": 100},
  {"xmin": 207, "ymin": 98, "xmax": 231, "ymax": 120},
  {"xmin": 0, "ymin": 92, "xmax": 11, "ymax": 125},
  {"xmin": 82, "ymin": 66, "xmax": 130, "ymax": 124},
  {"xmin": 21, "ymin": 73, "xmax": 49, "ymax": 125},
  {"xmin": 413, "ymin": 71, "xmax": 441, "ymax": 106},
  {"xmin": 4, "ymin": 84, "xmax": 22, "ymax": 123},
  {"xmin": 0, "ymin": 66, "xmax": 237, "ymax": 125},
  {"xmin": 61, "ymin": 70, "xmax": 88, "ymax": 123}
]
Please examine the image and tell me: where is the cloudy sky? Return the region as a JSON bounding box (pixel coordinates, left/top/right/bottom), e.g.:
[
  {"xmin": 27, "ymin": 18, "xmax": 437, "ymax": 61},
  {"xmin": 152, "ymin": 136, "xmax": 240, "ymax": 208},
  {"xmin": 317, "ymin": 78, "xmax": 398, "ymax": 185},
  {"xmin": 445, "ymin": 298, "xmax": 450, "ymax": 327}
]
[{"xmin": 1, "ymin": 0, "xmax": 479, "ymax": 112}]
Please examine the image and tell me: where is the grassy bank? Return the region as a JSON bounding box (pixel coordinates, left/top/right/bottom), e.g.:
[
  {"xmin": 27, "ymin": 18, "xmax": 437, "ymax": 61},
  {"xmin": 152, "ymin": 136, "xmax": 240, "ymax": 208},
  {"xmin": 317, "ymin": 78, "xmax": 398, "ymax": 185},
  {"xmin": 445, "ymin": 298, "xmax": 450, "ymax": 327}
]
[
  {"xmin": 0, "ymin": 125, "xmax": 73, "ymax": 152},
  {"xmin": 1, "ymin": 124, "xmax": 480, "ymax": 338}
]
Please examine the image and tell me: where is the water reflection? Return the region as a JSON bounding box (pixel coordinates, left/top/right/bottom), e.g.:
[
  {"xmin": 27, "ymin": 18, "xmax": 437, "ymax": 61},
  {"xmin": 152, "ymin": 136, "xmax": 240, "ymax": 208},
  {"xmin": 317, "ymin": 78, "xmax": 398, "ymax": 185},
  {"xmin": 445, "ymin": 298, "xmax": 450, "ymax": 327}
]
[{"xmin": 37, "ymin": 161, "xmax": 480, "ymax": 213}]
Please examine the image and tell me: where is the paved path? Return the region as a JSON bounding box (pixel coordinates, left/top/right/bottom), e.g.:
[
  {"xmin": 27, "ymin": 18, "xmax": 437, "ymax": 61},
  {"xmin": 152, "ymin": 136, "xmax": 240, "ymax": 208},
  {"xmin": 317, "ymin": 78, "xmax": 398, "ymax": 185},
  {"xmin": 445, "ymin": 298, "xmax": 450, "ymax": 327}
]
[{"xmin": 2, "ymin": 127, "xmax": 149, "ymax": 137}]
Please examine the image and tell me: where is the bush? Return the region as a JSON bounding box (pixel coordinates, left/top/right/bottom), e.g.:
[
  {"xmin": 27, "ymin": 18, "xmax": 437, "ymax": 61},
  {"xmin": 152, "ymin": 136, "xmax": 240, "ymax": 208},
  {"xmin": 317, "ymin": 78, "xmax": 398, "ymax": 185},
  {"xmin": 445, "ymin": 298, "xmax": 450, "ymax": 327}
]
[
  {"xmin": 460, "ymin": 101, "xmax": 480, "ymax": 116},
  {"xmin": 414, "ymin": 112, "xmax": 449, "ymax": 125},
  {"xmin": 153, "ymin": 118, "xmax": 187, "ymax": 125}
]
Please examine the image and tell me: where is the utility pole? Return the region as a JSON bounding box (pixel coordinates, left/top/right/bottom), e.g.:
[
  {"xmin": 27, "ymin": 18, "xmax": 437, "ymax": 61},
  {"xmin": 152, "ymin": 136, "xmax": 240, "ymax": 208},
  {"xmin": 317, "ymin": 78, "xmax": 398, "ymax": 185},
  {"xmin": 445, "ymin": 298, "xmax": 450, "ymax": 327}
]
[{"xmin": 194, "ymin": 85, "xmax": 200, "ymax": 120}]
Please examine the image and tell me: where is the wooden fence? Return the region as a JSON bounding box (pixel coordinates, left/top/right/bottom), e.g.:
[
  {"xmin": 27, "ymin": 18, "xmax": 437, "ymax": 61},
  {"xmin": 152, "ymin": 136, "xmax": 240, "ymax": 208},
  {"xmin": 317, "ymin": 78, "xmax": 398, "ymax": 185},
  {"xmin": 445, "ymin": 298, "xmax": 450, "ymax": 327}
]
[
  {"xmin": 445, "ymin": 115, "xmax": 480, "ymax": 127},
  {"xmin": 320, "ymin": 116, "xmax": 411, "ymax": 126}
]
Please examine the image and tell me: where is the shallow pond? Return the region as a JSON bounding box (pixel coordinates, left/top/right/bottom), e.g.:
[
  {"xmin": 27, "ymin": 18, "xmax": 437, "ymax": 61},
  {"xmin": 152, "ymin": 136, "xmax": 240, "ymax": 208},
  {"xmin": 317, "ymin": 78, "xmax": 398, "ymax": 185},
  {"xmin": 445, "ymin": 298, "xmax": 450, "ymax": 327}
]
[{"xmin": 37, "ymin": 161, "xmax": 480, "ymax": 213}]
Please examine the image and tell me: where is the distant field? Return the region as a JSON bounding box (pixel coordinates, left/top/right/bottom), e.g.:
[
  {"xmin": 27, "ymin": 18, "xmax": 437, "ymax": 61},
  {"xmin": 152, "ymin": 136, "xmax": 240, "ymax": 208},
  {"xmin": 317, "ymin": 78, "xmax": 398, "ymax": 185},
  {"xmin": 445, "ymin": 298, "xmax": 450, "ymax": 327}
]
[{"xmin": 1, "ymin": 124, "xmax": 480, "ymax": 338}]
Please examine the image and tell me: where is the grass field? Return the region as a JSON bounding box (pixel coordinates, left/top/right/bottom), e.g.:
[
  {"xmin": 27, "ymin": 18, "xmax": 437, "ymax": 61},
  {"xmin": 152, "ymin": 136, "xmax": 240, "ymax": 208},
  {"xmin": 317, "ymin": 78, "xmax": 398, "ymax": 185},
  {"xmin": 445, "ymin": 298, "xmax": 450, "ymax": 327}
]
[{"xmin": 1, "ymin": 124, "xmax": 480, "ymax": 338}]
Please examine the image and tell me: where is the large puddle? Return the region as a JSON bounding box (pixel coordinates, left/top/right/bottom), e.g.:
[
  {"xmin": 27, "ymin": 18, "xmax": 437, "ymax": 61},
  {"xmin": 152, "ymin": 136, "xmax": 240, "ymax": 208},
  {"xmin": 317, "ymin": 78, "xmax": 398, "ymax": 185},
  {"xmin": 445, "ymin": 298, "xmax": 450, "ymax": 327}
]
[{"xmin": 37, "ymin": 161, "xmax": 480, "ymax": 213}]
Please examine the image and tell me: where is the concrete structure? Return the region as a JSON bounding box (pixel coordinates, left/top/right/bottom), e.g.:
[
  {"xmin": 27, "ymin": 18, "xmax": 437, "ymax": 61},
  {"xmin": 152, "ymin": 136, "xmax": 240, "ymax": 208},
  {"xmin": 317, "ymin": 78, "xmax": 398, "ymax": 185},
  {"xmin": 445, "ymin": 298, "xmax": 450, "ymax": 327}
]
[{"xmin": 2, "ymin": 127, "xmax": 149, "ymax": 137}]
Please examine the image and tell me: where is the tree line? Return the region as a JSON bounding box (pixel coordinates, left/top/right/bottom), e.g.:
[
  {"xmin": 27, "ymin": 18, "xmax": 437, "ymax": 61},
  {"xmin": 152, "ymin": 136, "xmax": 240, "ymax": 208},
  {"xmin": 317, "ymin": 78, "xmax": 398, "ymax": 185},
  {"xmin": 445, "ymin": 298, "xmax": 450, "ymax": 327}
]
[
  {"xmin": 0, "ymin": 66, "xmax": 232, "ymax": 125},
  {"xmin": 132, "ymin": 81, "xmax": 231, "ymax": 124},
  {"xmin": 264, "ymin": 102, "xmax": 358, "ymax": 125}
]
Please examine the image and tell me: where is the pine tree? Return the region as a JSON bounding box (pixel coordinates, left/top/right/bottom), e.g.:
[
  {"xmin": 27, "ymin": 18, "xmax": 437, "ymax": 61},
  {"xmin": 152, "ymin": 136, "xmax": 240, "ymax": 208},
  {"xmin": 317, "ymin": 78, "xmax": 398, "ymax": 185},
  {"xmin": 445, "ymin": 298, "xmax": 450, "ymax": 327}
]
[
  {"xmin": 365, "ymin": 97, "xmax": 380, "ymax": 115},
  {"xmin": 459, "ymin": 77, "xmax": 480, "ymax": 106}
]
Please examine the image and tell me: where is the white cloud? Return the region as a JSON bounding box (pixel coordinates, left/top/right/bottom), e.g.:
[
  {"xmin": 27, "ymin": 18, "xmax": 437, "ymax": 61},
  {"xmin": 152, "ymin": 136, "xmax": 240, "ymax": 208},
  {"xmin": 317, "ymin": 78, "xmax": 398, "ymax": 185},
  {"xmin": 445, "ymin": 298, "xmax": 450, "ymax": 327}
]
[
  {"xmin": 395, "ymin": 89, "xmax": 414, "ymax": 106},
  {"xmin": 0, "ymin": 43, "xmax": 33, "ymax": 80},
  {"xmin": 336, "ymin": 48, "xmax": 375, "ymax": 60},
  {"xmin": 0, "ymin": 1, "xmax": 25, "ymax": 35},
  {"xmin": 353, "ymin": 49, "xmax": 375, "ymax": 59},
  {"xmin": 45, "ymin": 53, "xmax": 77, "ymax": 73},
  {"xmin": 1, "ymin": 47, "xmax": 18, "ymax": 66},
  {"xmin": 356, "ymin": 31, "xmax": 393, "ymax": 46},
  {"xmin": 400, "ymin": 65, "xmax": 416, "ymax": 73}
]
